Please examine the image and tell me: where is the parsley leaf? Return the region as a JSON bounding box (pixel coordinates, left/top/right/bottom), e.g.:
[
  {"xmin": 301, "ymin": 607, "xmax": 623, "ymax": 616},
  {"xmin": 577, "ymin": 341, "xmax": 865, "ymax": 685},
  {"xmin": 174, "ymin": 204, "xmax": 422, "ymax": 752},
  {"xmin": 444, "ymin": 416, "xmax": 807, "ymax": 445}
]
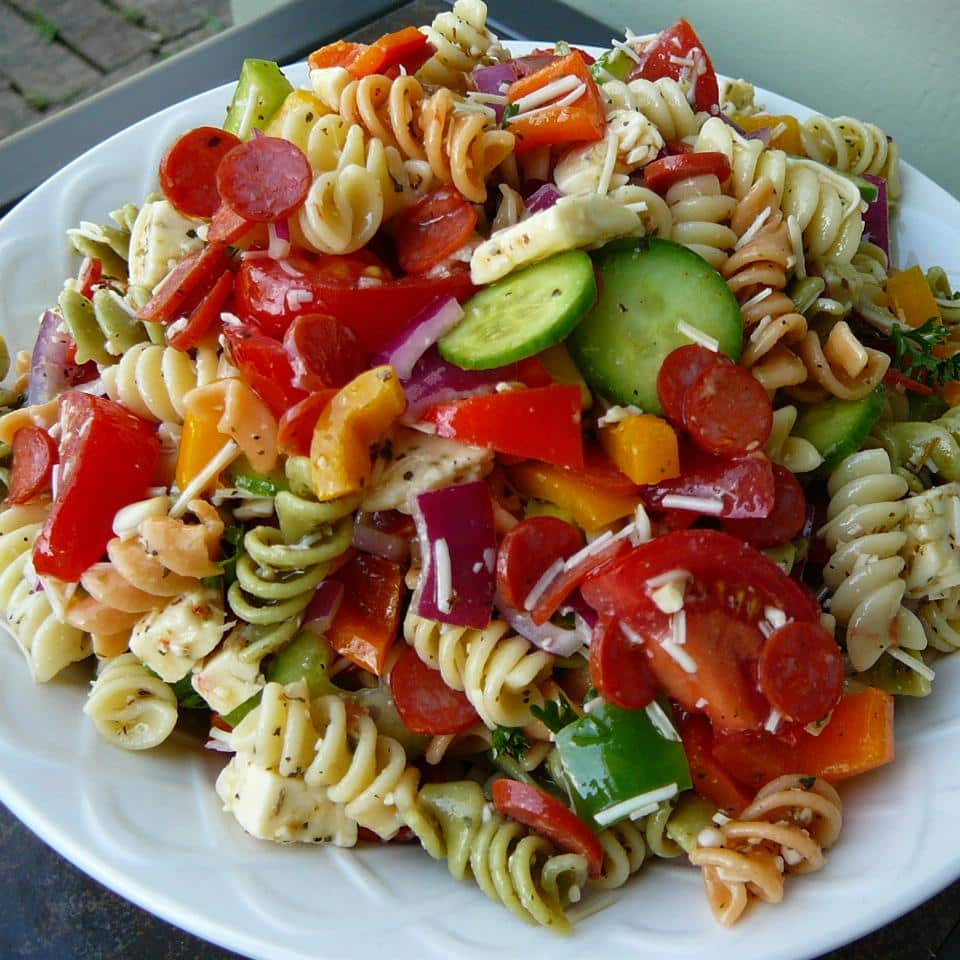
[
  {"xmin": 531, "ymin": 693, "xmax": 578, "ymax": 733},
  {"xmin": 492, "ymin": 725, "xmax": 529, "ymax": 762},
  {"xmin": 502, "ymin": 102, "xmax": 519, "ymax": 126},
  {"xmin": 890, "ymin": 317, "xmax": 960, "ymax": 385}
]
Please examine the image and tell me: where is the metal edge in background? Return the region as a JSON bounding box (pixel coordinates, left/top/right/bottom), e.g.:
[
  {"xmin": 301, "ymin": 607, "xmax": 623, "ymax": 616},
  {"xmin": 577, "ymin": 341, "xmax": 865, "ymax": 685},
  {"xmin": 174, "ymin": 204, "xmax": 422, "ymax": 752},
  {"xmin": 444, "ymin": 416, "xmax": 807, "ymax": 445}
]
[
  {"xmin": 478, "ymin": 0, "xmax": 610, "ymax": 44},
  {"xmin": 0, "ymin": 0, "xmax": 406, "ymax": 216}
]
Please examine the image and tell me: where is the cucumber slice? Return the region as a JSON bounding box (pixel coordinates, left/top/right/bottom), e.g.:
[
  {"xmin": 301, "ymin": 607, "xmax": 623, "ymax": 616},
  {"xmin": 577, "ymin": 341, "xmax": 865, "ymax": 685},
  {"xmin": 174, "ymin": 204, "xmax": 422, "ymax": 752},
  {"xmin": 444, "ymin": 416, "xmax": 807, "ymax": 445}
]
[
  {"xmin": 567, "ymin": 237, "xmax": 742, "ymax": 413},
  {"xmin": 837, "ymin": 170, "xmax": 880, "ymax": 203},
  {"xmin": 438, "ymin": 251, "xmax": 596, "ymax": 370},
  {"xmin": 224, "ymin": 59, "xmax": 294, "ymax": 139},
  {"xmin": 792, "ymin": 388, "xmax": 885, "ymax": 470}
]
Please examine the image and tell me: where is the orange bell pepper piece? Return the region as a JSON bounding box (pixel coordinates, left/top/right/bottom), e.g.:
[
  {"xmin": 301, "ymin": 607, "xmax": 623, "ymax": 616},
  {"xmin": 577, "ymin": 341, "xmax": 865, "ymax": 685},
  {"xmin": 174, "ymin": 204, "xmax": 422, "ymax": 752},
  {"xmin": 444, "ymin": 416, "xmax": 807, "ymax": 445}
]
[
  {"xmin": 600, "ymin": 413, "xmax": 680, "ymax": 485},
  {"xmin": 506, "ymin": 51, "xmax": 605, "ymax": 155},
  {"xmin": 325, "ymin": 552, "xmax": 403, "ymax": 675},
  {"xmin": 308, "ymin": 39, "xmax": 368, "ymax": 72},
  {"xmin": 713, "ymin": 688, "xmax": 895, "ymax": 788},
  {"xmin": 508, "ymin": 460, "xmax": 643, "ymax": 531},
  {"xmin": 175, "ymin": 406, "xmax": 227, "ymax": 493},
  {"xmin": 943, "ymin": 381, "xmax": 960, "ymax": 406},
  {"xmin": 733, "ymin": 113, "xmax": 802, "ymax": 155},
  {"xmin": 887, "ymin": 265, "xmax": 942, "ymax": 329},
  {"xmin": 310, "ymin": 365, "xmax": 406, "ymax": 502}
]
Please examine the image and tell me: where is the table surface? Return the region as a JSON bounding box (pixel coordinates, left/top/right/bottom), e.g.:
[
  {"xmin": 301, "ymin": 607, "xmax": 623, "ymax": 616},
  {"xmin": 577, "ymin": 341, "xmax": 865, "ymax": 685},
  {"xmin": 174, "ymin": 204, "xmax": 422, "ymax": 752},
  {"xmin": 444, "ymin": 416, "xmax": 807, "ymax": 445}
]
[{"xmin": 2, "ymin": 1, "xmax": 960, "ymax": 957}]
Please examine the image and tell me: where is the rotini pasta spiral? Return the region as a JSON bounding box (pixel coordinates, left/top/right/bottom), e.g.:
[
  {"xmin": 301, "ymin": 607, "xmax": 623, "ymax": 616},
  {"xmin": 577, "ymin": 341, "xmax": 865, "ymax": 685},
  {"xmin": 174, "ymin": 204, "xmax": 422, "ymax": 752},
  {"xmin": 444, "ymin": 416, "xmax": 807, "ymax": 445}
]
[
  {"xmin": 722, "ymin": 177, "xmax": 808, "ymax": 390},
  {"xmin": 592, "ymin": 820, "xmax": 648, "ymax": 890},
  {"xmin": 416, "ymin": 0, "xmax": 507, "ymax": 91},
  {"xmin": 666, "ymin": 173, "xmax": 738, "ymax": 269},
  {"xmin": 898, "ymin": 481, "xmax": 960, "ymax": 601},
  {"xmin": 66, "ymin": 202, "xmax": 139, "ymax": 282},
  {"xmin": 690, "ymin": 775, "xmax": 842, "ymax": 926},
  {"xmin": 764, "ymin": 405, "xmax": 824, "ymax": 473},
  {"xmin": 304, "ymin": 693, "xmax": 417, "ymax": 839},
  {"xmin": 695, "ymin": 116, "xmax": 788, "ymax": 201},
  {"xmin": 397, "ymin": 777, "xmax": 588, "ymax": 931},
  {"xmin": 625, "ymin": 77, "xmax": 702, "ymax": 142},
  {"xmin": 419, "ymin": 86, "xmax": 515, "ymax": 203},
  {"xmin": 801, "ymin": 114, "xmax": 901, "ymax": 202},
  {"xmin": 0, "ymin": 503, "xmax": 91, "ymax": 682},
  {"xmin": 218, "ymin": 680, "xmax": 358, "ymax": 844},
  {"xmin": 101, "ymin": 342, "xmax": 209, "ymax": 423},
  {"xmin": 820, "ymin": 449, "xmax": 925, "ymax": 672},
  {"xmin": 83, "ymin": 652, "xmax": 178, "ymax": 750},
  {"xmin": 228, "ymin": 460, "xmax": 357, "ymax": 664},
  {"xmin": 815, "ymin": 241, "xmax": 899, "ymax": 333},
  {"xmin": 404, "ymin": 611, "xmax": 553, "ymax": 728},
  {"xmin": 58, "ymin": 285, "xmax": 150, "ymax": 367},
  {"xmin": 919, "ymin": 588, "xmax": 960, "ymax": 653},
  {"xmin": 787, "ymin": 321, "xmax": 889, "ymax": 403}
]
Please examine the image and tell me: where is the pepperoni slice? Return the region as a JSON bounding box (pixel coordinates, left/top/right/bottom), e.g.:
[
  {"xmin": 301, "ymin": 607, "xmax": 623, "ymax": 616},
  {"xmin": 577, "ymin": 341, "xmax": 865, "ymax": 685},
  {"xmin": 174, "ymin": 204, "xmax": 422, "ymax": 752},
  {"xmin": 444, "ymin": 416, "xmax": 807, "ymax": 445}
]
[
  {"xmin": 722, "ymin": 464, "xmax": 807, "ymax": 548},
  {"xmin": 589, "ymin": 616, "xmax": 657, "ymax": 710},
  {"xmin": 758, "ymin": 621, "xmax": 844, "ymax": 725},
  {"xmin": 657, "ymin": 344, "xmax": 730, "ymax": 426},
  {"xmin": 683, "ymin": 362, "xmax": 773, "ymax": 457},
  {"xmin": 392, "ymin": 186, "xmax": 479, "ymax": 275},
  {"xmin": 389, "ymin": 645, "xmax": 480, "ymax": 735},
  {"xmin": 491, "ymin": 779, "xmax": 604, "ymax": 878},
  {"xmin": 167, "ymin": 270, "xmax": 234, "ymax": 352},
  {"xmin": 159, "ymin": 126, "xmax": 241, "ymax": 219},
  {"xmin": 495, "ymin": 515, "xmax": 584, "ymax": 611},
  {"xmin": 216, "ymin": 137, "xmax": 313, "ymax": 223},
  {"xmin": 7, "ymin": 427, "xmax": 58, "ymax": 504},
  {"xmin": 282, "ymin": 312, "xmax": 365, "ymax": 392}
]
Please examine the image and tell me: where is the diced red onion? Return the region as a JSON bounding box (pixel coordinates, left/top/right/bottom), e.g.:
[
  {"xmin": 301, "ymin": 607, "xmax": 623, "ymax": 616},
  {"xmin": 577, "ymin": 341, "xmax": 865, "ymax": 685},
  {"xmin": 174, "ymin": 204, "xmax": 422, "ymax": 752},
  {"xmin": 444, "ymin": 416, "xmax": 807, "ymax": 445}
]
[
  {"xmin": 374, "ymin": 297, "xmax": 464, "ymax": 380},
  {"xmin": 303, "ymin": 580, "xmax": 344, "ymax": 634},
  {"xmin": 525, "ymin": 183, "xmax": 562, "ymax": 214},
  {"xmin": 252, "ymin": 128, "xmax": 265, "ymax": 139},
  {"xmin": 471, "ymin": 61, "xmax": 520, "ymax": 94},
  {"xmin": 352, "ymin": 514, "xmax": 410, "ymax": 562},
  {"xmin": 268, "ymin": 221, "xmax": 291, "ymax": 260},
  {"xmin": 495, "ymin": 588, "xmax": 591, "ymax": 657},
  {"xmin": 717, "ymin": 111, "xmax": 751, "ymax": 139},
  {"xmin": 862, "ymin": 174, "xmax": 889, "ymax": 259},
  {"xmin": 28, "ymin": 310, "xmax": 96, "ymax": 405},
  {"xmin": 402, "ymin": 347, "xmax": 530, "ymax": 423},
  {"xmin": 412, "ymin": 481, "xmax": 496, "ymax": 628}
]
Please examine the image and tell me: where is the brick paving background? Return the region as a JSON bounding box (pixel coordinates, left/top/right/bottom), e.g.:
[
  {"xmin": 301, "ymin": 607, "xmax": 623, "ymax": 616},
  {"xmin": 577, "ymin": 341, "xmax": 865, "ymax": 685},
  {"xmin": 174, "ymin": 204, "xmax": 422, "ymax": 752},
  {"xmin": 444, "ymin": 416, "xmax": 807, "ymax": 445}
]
[{"xmin": 0, "ymin": 0, "xmax": 233, "ymax": 139}]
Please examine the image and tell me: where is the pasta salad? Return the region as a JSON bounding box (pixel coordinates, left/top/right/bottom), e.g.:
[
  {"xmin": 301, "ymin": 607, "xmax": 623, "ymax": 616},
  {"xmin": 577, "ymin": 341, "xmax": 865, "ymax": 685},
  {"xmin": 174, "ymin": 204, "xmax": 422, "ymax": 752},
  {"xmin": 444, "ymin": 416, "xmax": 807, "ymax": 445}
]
[{"xmin": 1, "ymin": 2, "xmax": 958, "ymax": 933}]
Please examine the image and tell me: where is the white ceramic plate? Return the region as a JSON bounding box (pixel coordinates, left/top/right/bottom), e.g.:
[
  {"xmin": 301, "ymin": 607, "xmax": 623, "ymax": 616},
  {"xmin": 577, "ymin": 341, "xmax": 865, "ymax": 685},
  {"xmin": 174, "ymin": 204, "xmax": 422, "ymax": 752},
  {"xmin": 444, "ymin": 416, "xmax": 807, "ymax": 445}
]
[{"xmin": 2, "ymin": 44, "xmax": 960, "ymax": 960}]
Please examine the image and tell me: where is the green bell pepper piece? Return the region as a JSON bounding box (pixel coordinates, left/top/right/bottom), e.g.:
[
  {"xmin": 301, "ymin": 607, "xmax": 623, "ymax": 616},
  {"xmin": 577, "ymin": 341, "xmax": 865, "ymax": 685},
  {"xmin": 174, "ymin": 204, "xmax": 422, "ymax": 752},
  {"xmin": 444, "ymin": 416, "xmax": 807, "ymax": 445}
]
[
  {"xmin": 590, "ymin": 48, "xmax": 633, "ymax": 83},
  {"xmin": 556, "ymin": 701, "xmax": 692, "ymax": 828},
  {"xmin": 224, "ymin": 59, "xmax": 294, "ymax": 139}
]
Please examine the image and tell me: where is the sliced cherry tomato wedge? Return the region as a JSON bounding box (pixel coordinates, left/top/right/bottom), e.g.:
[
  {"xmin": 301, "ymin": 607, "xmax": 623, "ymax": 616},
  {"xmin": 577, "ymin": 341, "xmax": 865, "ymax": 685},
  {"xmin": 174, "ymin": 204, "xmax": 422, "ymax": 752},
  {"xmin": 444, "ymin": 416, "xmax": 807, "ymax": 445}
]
[
  {"xmin": 627, "ymin": 18, "xmax": 720, "ymax": 114},
  {"xmin": 282, "ymin": 312, "xmax": 365, "ymax": 391},
  {"xmin": 657, "ymin": 344, "xmax": 731, "ymax": 427},
  {"xmin": 167, "ymin": 270, "xmax": 234, "ymax": 351},
  {"xmin": 221, "ymin": 323, "xmax": 306, "ymax": 416},
  {"xmin": 589, "ymin": 615, "xmax": 657, "ymax": 710},
  {"xmin": 76, "ymin": 257, "xmax": 102, "ymax": 299},
  {"xmin": 641, "ymin": 448, "xmax": 775, "ymax": 519},
  {"xmin": 643, "ymin": 152, "xmax": 731, "ymax": 195},
  {"xmin": 722, "ymin": 464, "xmax": 806, "ymax": 548},
  {"xmin": 392, "ymin": 186, "xmax": 478, "ymax": 275},
  {"xmin": 216, "ymin": 137, "xmax": 312, "ymax": 223},
  {"xmin": 678, "ymin": 712, "xmax": 753, "ymax": 816},
  {"xmin": 581, "ymin": 530, "xmax": 823, "ymax": 732},
  {"xmin": 137, "ymin": 243, "xmax": 232, "ymax": 324},
  {"xmin": 496, "ymin": 515, "xmax": 584, "ymax": 611},
  {"xmin": 683, "ymin": 362, "xmax": 773, "ymax": 457},
  {"xmin": 277, "ymin": 390, "xmax": 336, "ymax": 456},
  {"xmin": 159, "ymin": 126, "xmax": 241, "ymax": 219},
  {"xmin": 390, "ymin": 645, "xmax": 480, "ymax": 735},
  {"xmin": 33, "ymin": 393, "xmax": 159, "ymax": 582},
  {"xmin": 491, "ymin": 778, "xmax": 604, "ymax": 878},
  {"xmin": 7, "ymin": 426, "xmax": 58, "ymax": 504},
  {"xmin": 759, "ymin": 621, "xmax": 844, "ymax": 724}
]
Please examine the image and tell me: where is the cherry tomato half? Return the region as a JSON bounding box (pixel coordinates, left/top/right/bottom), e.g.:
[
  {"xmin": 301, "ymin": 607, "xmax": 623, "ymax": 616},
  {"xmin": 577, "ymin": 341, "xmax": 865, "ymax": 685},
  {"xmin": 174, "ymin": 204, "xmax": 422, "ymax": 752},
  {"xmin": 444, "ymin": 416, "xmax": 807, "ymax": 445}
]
[{"xmin": 7, "ymin": 426, "xmax": 58, "ymax": 504}]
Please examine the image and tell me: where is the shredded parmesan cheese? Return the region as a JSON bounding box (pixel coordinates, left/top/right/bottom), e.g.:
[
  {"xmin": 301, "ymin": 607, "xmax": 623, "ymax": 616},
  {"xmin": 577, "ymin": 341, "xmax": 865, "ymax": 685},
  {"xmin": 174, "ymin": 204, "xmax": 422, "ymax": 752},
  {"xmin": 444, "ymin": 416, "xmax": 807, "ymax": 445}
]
[
  {"xmin": 594, "ymin": 783, "xmax": 679, "ymax": 827},
  {"xmin": 512, "ymin": 75, "xmax": 581, "ymax": 113},
  {"xmin": 676, "ymin": 320, "xmax": 719, "ymax": 351},
  {"xmin": 645, "ymin": 701, "xmax": 680, "ymax": 741},
  {"xmin": 660, "ymin": 494, "xmax": 724, "ymax": 514},
  {"xmin": 169, "ymin": 441, "xmax": 240, "ymax": 519},
  {"xmin": 434, "ymin": 538, "xmax": 453, "ymax": 615},
  {"xmin": 887, "ymin": 647, "xmax": 936, "ymax": 682},
  {"xmin": 523, "ymin": 557, "xmax": 565, "ymax": 612}
]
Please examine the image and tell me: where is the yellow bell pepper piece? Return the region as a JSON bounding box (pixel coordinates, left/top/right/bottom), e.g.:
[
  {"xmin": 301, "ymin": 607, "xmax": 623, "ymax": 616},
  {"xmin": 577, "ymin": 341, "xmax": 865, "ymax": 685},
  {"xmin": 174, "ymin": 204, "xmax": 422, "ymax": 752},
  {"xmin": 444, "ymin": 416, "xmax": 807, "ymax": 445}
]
[
  {"xmin": 538, "ymin": 343, "xmax": 592, "ymax": 408},
  {"xmin": 733, "ymin": 113, "xmax": 802, "ymax": 155},
  {"xmin": 311, "ymin": 365, "xmax": 406, "ymax": 501},
  {"xmin": 176, "ymin": 407, "xmax": 227, "ymax": 493},
  {"xmin": 600, "ymin": 413, "xmax": 680, "ymax": 485},
  {"xmin": 265, "ymin": 89, "xmax": 329, "ymax": 144},
  {"xmin": 508, "ymin": 461, "xmax": 642, "ymax": 531},
  {"xmin": 887, "ymin": 265, "xmax": 942, "ymax": 329}
]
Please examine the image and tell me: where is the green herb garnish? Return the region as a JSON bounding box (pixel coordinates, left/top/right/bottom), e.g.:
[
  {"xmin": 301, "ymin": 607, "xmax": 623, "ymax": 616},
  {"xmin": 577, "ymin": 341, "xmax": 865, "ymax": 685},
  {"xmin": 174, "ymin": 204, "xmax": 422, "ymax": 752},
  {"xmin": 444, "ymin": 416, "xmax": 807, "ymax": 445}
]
[
  {"xmin": 890, "ymin": 317, "xmax": 960, "ymax": 385},
  {"xmin": 492, "ymin": 725, "xmax": 530, "ymax": 762},
  {"xmin": 531, "ymin": 693, "xmax": 578, "ymax": 733}
]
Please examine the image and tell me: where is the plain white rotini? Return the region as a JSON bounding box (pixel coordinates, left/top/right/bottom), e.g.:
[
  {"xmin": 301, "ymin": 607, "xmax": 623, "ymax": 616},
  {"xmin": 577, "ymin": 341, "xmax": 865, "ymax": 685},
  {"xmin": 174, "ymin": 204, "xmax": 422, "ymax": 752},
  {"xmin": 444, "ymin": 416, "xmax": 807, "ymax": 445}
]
[
  {"xmin": 666, "ymin": 173, "xmax": 738, "ymax": 269},
  {"xmin": 0, "ymin": 504, "xmax": 91, "ymax": 682},
  {"xmin": 305, "ymin": 693, "xmax": 417, "ymax": 839},
  {"xmin": 764, "ymin": 406, "xmax": 824, "ymax": 473},
  {"xmin": 83, "ymin": 653, "xmax": 178, "ymax": 750},
  {"xmin": 101, "ymin": 341, "xmax": 207, "ymax": 423},
  {"xmin": 404, "ymin": 611, "xmax": 553, "ymax": 728},
  {"xmin": 801, "ymin": 114, "xmax": 901, "ymax": 201},
  {"xmin": 695, "ymin": 116, "xmax": 788, "ymax": 201},
  {"xmin": 416, "ymin": 0, "xmax": 507, "ymax": 90},
  {"xmin": 624, "ymin": 77, "xmax": 702, "ymax": 142},
  {"xmin": 919, "ymin": 588, "xmax": 960, "ymax": 653},
  {"xmin": 820, "ymin": 449, "xmax": 925, "ymax": 672}
]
